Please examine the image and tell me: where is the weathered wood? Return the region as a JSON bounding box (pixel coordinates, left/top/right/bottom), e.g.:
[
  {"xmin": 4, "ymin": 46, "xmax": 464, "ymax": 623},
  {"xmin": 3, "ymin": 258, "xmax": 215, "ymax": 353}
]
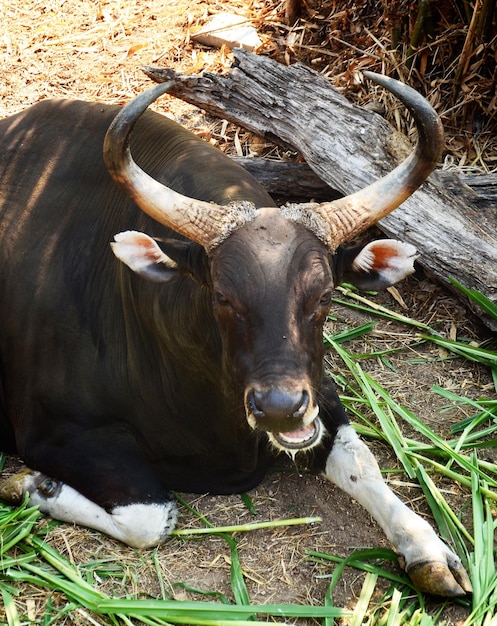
[
  {"xmin": 440, "ymin": 172, "xmax": 497, "ymax": 209},
  {"xmin": 231, "ymin": 157, "xmax": 341, "ymax": 202},
  {"xmin": 232, "ymin": 158, "xmax": 497, "ymax": 209},
  {"xmin": 143, "ymin": 50, "xmax": 497, "ymax": 329}
]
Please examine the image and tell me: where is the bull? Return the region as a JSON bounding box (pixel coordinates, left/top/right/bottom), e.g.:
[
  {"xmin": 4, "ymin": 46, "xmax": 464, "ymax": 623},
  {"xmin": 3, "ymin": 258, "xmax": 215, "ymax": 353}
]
[{"xmin": 0, "ymin": 72, "xmax": 471, "ymax": 596}]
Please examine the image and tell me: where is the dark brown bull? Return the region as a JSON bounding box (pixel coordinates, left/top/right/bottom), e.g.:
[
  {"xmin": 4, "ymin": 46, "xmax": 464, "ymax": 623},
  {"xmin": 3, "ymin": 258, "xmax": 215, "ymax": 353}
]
[{"xmin": 0, "ymin": 73, "xmax": 471, "ymax": 596}]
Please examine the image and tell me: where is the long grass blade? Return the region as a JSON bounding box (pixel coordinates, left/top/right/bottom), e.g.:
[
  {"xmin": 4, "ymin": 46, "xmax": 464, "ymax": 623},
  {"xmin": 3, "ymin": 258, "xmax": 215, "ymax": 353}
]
[
  {"xmin": 1, "ymin": 587, "xmax": 21, "ymax": 626},
  {"xmin": 172, "ymin": 517, "xmax": 321, "ymax": 536},
  {"xmin": 333, "ymin": 286, "xmax": 434, "ymax": 332},
  {"xmin": 449, "ymin": 277, "xmax": 497, "ymax": 321},
  {"xmin": 95, "ymin": 598, "xmax": 351, "ymax": 621},
  {"xmin": 419, "ymin": 334, "xmax": 497, "ymax": 367}
]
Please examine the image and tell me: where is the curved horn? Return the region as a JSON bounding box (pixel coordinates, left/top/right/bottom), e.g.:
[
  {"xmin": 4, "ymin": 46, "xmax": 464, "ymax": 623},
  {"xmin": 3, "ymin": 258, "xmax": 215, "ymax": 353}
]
[
  {"xmin": 103, "ymin": 82, "xmax": 257, "ymax": 251},
  {"xmin": 291, "ymin": 72, "xmax": 444, "ymax": 250}
]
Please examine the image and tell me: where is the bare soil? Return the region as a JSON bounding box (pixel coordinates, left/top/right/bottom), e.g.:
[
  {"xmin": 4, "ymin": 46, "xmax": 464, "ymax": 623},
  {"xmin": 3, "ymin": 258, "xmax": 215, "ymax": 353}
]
[{"xmin": 1, "ymin": 1, "xmax": 495, "ymax": 624}]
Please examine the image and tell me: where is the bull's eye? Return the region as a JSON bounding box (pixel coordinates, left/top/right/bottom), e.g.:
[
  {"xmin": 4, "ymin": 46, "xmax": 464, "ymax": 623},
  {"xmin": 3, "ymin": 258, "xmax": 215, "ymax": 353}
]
[
  {"xmin": 319, "ymin": 291, "xmax": 333, "ymax": 306},
  {"xmin": 215, "ymin": 292, "xmax": 231, "ymax": 307}
]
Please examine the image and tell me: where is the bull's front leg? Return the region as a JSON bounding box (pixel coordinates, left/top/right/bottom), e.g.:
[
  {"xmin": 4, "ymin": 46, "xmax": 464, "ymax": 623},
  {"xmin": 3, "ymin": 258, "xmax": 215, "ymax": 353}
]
[
  {"xmin": 324, "ymin": 424, "xmax": 472, "ymax": 596},
  {"xmin": 1, "ymin": 425, "xmax": 178, "ymax": 549},
  {"xmin": 0, "ymin": 468, "xmax": 177, "ymax": 549}
]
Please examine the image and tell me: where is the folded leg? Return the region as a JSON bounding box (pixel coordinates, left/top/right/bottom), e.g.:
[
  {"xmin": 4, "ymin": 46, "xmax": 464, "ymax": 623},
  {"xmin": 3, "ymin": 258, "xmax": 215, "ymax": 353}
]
[
  {"xmin": 0, "ymin": 468, "xmax": 176, "ymax": 548},
  {"xmin": 2, "ymin": 426, "xmax": 177, "ymax": 548}
]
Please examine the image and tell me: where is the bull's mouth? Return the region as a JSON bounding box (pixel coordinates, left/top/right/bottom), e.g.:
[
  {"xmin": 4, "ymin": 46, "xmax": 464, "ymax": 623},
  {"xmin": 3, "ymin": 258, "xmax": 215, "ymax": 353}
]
[
  {"xmin": 270, "ymin": 417, "xmax": 323, "ymax": 452},
  {"xmin": 244, "ymin": 388, "xmax": 323, "ymax": 452}
]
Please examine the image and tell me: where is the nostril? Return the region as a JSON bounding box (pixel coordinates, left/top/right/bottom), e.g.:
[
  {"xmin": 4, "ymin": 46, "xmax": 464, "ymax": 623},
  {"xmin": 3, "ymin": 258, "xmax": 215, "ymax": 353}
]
[
  {"xmin": 247, "ymin": 389, "xmax": 265, "ymax": 419},
  {"xmin": 293, "ymin": 389, "xmax": 309, "ymax": 419},
  {"xmin": 248, "ymin": 388, "xmax": 309, "ymax": 421}
]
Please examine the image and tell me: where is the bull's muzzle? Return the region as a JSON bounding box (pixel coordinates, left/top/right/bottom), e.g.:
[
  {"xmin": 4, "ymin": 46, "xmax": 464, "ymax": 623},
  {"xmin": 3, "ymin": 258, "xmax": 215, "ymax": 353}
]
[{"xmin": 245, "ymin": 387, "xmax": 323, "ymax": 451}]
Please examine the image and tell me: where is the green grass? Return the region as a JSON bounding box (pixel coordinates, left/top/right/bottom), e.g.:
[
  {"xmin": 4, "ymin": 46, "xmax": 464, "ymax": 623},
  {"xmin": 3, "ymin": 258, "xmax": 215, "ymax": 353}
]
[
  {"xmin": 323, "ymin": 336, "xmax": 497, "ymax": 624},
  {"xmin": 1, "ymin": 279, "xmax": 496, "ymax": 624},
  {"xmin": 323, "ymin": 281, "xmax": 497, "ymax": 625}
]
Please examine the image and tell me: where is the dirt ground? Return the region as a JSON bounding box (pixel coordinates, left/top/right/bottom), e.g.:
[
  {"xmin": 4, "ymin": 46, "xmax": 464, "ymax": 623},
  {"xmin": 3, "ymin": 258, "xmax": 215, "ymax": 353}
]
[
  {"xmin": 3, "ymin": 281, "xmax": 490, "ymax": 625},
  {"xmin": 1, "ymin": 1, "xmax": 495, "ymax": 624}
]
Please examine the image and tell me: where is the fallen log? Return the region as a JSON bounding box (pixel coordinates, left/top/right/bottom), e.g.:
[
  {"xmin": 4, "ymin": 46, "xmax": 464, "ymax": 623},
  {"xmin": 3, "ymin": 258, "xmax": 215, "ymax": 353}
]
[
  {"xmin": 232, "ymin": 158, "xmax": 497, "ymax": 210},
  {"xmin": 231, "ymin": 157, "xmax": 341, "ymax": 202},
  {"xmin": 440, "ymin": 173, "xmax": 497, "ymax": 210},
  {"xmin": 143, "ymin": 49, "xmax": 497, "ymax": 330}
]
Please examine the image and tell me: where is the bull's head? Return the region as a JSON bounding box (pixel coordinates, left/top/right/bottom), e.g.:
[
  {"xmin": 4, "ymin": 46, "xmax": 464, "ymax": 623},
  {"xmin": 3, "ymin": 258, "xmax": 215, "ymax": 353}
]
[{"xmin": 105, "ymin": 73, "xmax": 443, "ymax": 452}]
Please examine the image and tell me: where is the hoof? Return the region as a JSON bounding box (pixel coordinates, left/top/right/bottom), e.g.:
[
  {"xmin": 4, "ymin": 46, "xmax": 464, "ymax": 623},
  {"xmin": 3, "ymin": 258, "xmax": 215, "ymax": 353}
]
[
  {"xmin": 0, "ymin": 468, "xmax": 46, "ymax": 504},
  {"xmin": 407, "ymin": 560, "xmax": 473, "ymax": 597}
]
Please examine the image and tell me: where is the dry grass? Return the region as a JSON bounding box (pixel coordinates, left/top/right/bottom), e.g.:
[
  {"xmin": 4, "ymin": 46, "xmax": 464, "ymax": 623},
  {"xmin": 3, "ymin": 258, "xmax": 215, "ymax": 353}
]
[
  {"xmin": 253, "ymin": 0, "xmax": 497, "ymax": 172},
  {"xmin": 1, "ymin": 0, "xmax": 495, "ymax": 167}
]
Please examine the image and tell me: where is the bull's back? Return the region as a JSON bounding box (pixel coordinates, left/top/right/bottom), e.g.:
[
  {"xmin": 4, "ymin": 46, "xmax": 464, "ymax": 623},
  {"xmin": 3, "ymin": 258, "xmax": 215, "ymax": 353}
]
[
  {"xmin": 0, "ymin": 98, "xmax": 275, "ymax": 313},
  {"xmin": 0, "ymin": 98, "xmax": 274, "ymax": 222},
  {"xmin": 0, "ymin": 97, "xmax": 274, "ymax": 452}
]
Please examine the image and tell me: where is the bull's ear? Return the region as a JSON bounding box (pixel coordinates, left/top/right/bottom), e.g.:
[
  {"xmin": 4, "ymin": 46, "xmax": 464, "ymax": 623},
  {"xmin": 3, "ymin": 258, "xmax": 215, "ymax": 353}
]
[
  {"xmin": 111, "ymin": 231, "xmax": 180, "ymax": 283},
  {"xmin": 336, "ymin": 239, "xmax": 418, "ymax": 290}
]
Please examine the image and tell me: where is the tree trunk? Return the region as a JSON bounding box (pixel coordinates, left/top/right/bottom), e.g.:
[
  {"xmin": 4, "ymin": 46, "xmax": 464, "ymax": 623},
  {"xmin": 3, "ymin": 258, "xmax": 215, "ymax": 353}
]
[{"xmin": 143, "ymin": 49, "xmax": 497, "ymax": 330}]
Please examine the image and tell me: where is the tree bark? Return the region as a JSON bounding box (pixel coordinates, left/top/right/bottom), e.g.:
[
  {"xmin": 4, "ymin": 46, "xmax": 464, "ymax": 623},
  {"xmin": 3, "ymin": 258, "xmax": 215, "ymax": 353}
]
[
  {"xmin": 231, "ymin": 157, "xmax": 341, "ymax": 202},
  {"xmin": 143, "ymin": 49, "xmax": 497, "ymax": 330},
  {"xmin": 232, "ymin": 158, "xmax": 497, "ymax": 210}
]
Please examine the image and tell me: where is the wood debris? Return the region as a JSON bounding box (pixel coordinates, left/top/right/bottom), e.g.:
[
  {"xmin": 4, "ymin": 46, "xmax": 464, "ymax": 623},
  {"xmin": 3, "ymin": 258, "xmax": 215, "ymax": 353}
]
[{"xmin": 191, "ymin": 12, "xmax": 262, "ymax": 52}]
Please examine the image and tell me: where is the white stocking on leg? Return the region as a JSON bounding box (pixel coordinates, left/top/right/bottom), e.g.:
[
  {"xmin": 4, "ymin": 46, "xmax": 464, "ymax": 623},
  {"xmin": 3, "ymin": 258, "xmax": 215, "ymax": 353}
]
[{"xmin": 324, "ymin": 425, "xmax": 471, "ymax": 596}]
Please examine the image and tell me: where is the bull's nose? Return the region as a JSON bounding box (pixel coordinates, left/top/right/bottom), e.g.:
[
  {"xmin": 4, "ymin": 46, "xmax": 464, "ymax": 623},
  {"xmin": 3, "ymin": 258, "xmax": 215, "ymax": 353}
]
[{"xmin": 248, "ymin": 388, "xmax": 309, "ymax": 421}]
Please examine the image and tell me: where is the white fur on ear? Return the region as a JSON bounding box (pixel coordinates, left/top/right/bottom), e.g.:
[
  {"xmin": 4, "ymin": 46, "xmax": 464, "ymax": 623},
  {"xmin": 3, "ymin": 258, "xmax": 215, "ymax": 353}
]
[
  {"xmin": 111, "ymin": 231, "xmax": 177, "ymax": 282},
  {"xmin": 352, "ymin": 239, "xmax": 418, "ymax": 285}
]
